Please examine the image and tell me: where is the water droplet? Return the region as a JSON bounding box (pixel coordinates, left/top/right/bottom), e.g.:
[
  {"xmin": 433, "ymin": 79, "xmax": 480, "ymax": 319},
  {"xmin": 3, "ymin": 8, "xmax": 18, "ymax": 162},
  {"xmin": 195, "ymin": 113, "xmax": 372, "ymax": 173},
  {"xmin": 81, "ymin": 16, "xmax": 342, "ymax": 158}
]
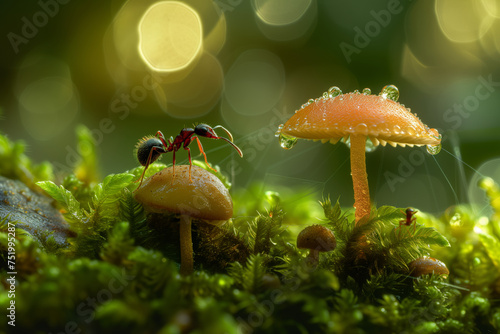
[
  {"xmin": 275, "ymin": 124, "xmax": 284, "ymax": 136},
  {"xmin": 428, "ymin": 128, "xmax": 441, "ymax": 141},
  {"xmin": 328, "ymin": 86, "xmax": 342, "ymax": 98},
  {"xmin": 353, "ymin": 89, "xmax": 360, "ymax": 94},
  {"xmin": 322, "ymin": 92, "xmax": 329, "ymax": 99},
  {"xmin": 278, "ymin": 133, "xmax": 298, "ymax": 150},
  {"xmin": 362, "ymin": 88, "xmax": 371, "ymax": 95},
  {"xmin": 450, "ymin": 213, "xmax": 462, "ymax": 227},
  {"xmin": 308, "ymin": 98, "xmax": 315, "ymax": 104},
  {"xmin": 380, "ymin": 84, "xmax": 399, "ymax": 101},
  {"xmin": 406, "ymin": 127, "xmax": 416, "ymax": 136},
  {"xmin": 355, "ymin": 123, "xmax": 368, "ymax": 135},
  {"xmin": 426, "ymin": 143, "xmax": 441, "ymax": 155}
]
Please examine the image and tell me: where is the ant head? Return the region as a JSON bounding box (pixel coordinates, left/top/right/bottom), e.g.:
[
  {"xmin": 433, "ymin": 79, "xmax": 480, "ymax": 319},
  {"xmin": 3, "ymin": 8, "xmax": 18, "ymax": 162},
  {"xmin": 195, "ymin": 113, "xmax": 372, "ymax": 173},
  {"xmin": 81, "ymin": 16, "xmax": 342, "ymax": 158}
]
[
  {"xmin": 406, "ymin": 208, "xmax": 417, "ymax": 214},
  {"xmin": 136, "ymin": 137, "xmax": 164, "ymax": 166},
  {"xmin": 194, "ymin": 124, "xmax": 217, "ymax": 138}
]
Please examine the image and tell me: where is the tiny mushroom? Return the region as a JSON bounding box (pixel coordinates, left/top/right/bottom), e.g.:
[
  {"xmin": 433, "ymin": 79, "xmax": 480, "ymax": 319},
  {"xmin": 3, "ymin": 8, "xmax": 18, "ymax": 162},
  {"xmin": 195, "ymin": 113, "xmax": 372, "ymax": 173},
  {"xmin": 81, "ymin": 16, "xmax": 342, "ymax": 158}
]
[
  {"xmin": 297, "ymin": 224, "xmax": 336, "ymax": 266},
  {"xmin": 408, "ymin": 256, "xmax": 449, "ymax": 277},
  {"xmin": 134, "ymin": 165, "xmax": 233, "ymax": 276},
  {"xmin": 277, "ymin": 85, "xmax": 442, "ymax": 224}
]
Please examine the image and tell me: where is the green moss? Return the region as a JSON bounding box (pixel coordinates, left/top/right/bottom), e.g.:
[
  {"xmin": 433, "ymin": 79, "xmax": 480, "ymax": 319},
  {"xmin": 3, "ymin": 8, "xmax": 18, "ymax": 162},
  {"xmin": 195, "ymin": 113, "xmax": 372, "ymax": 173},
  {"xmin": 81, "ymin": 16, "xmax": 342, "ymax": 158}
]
[{"xmin": 1, "ymin": 126, "xmax": 500, "ymax": 333}]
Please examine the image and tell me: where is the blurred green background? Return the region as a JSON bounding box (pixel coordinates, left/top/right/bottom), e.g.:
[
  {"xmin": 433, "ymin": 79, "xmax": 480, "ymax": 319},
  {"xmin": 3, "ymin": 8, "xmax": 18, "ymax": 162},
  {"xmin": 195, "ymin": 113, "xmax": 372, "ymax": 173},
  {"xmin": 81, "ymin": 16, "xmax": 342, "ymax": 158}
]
[{"xmin": 1, "ymin": 0, "xmax": 499, "ymax": 215}]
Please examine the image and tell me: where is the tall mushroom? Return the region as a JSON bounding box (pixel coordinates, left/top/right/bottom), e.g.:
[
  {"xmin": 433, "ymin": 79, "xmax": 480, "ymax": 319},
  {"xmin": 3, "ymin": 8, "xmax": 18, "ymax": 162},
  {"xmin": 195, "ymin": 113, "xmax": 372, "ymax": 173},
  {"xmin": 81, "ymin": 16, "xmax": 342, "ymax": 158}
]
[
  {"xmin": 277, "ymin": 85, "xmax": 442, "ymax": 224},
  {"xmin": 134, "ymin": 165, "xmax": 232, "ymax": 275}
]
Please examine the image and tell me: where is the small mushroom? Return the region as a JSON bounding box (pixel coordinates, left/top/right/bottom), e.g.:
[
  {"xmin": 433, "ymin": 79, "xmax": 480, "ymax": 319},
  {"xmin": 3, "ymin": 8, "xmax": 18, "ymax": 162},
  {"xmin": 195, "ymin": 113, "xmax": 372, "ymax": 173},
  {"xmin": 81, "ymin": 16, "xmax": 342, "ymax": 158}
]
[
  {"xmin": 297, "ymin": 225, "xmax": 336, "ymax": 266},
  {"xmin": 277, "ymin": 86, "xmax": 441, "ymax": 224},
  {"xmin": 408, "ymin": 256, "xmax": 449, "ymax": 277},
  {"xmin": 134, "ymin": 165, "xmax": 232, "ymax": 275}
]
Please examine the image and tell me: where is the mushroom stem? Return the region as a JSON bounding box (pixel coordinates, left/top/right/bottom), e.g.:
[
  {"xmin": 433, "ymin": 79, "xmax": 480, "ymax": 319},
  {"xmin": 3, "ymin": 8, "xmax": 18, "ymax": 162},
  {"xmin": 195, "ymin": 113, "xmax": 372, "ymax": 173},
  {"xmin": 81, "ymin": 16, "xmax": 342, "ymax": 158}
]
[
  {"xmin": 179, "ymin": 214, "xmax": 193, "ymax": 276},
  {"xmin": 350, "ymin": 134, "xmax": 371, "ymax": 224},
  {"xmin": 307, "ymin": 249, "xmax": 320, "ymax": 267}
]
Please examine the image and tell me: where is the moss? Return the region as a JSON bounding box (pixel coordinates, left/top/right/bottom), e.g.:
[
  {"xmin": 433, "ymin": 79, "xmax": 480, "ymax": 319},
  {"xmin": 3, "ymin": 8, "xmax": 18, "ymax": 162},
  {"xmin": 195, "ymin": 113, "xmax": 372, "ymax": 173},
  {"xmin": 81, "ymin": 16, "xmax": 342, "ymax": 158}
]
[{"xmin": 1, "ymin": 126, "xmax": 500, "ymax": 333}]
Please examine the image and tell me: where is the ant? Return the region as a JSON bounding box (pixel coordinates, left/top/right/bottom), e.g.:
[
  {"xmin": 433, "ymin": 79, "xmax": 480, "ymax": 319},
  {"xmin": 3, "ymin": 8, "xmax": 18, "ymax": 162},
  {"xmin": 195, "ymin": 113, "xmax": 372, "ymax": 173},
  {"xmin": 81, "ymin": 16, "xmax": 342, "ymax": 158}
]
[
  {"xmin": 135, "ymin": 124, "xmax": 243, "ymax": 187},
  {"xmin": 397, "ymin": 208, "xmax": 418, "ymax": 237}
]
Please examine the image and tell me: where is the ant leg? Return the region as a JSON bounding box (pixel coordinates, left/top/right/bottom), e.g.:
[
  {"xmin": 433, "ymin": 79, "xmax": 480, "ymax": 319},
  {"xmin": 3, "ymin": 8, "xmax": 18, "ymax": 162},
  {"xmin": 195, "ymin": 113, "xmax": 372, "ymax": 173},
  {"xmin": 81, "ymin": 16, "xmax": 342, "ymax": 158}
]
[
  {"xmin": 135, "ymin": 146, "xmax": 160, "ymax": 190},
  {"xmin": 172, "ymin": 150, "xmax": 176, "ymax": 180},
  {"xmin": 186, "ymin": 147, "xmax": 193, "ymax": 182},
  {"xmin": 156, "ymin": 131, "xmax": 171, "ymax": 148},
  {"xmin": 194, "ymin": 137, "xmax": 218, "ymax": 173}
]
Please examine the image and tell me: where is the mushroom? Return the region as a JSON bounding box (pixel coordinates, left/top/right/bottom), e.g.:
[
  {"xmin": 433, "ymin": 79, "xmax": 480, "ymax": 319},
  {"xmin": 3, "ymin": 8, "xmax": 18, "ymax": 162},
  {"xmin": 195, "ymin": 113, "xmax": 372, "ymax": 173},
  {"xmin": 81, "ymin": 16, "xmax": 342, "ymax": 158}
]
[
  {"xmin": 408, "ymin": 256, "xmax": 449, "ymax": 277},
  {"xmin": 277, "ymin": 85, "xmax": 442, "ymax": 224},
  {"xmin": 134, "ymin": 165, "xmax": 232, "ymax": 275},
  {"xmin": 297, "ymin": 224, "xmax": 336, "ymax": 267}
]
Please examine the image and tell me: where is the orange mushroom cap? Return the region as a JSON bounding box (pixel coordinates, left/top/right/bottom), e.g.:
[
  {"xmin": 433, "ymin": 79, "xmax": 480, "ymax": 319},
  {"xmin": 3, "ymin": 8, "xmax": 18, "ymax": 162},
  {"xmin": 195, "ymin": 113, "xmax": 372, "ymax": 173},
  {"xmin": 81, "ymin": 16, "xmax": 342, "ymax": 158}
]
[{"xmin": 279, "ymin": 87, "xmax": 441, "ymax": 149}]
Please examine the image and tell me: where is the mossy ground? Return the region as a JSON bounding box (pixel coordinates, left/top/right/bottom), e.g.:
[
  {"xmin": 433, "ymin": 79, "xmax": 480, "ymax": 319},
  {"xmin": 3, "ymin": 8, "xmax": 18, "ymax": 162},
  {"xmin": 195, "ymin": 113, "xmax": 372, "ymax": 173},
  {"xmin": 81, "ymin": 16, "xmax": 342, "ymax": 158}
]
[{"xmin": 1, "ymin": 126, "xmax": 500, "ymax": 334}]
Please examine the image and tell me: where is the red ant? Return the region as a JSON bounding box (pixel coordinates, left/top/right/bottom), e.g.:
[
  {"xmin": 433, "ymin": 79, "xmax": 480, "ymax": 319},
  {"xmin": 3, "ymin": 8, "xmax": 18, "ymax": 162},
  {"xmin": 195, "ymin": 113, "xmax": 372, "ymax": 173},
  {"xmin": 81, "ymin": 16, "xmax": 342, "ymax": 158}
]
[
  {"xmin": 397, "ymin": 208, "xmax": 418, "ymax": 237},
  {"xmin": 135, "ymin": 124, "xmax": 243, "ymax": 187}
]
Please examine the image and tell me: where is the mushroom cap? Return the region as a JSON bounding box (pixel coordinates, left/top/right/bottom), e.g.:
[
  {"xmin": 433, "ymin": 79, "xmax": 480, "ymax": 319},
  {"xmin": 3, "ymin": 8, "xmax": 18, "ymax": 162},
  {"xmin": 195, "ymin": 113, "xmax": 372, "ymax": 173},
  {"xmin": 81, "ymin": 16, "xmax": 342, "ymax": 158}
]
[
  {"xmin": 297, "ymin": 225, "xmax": 336, "ymax": 252},
  {"xmin": 134, "ymin": 165, "xmax": 232, "ymax": 221},
  {"xmin": 408, "ymin": 256, "xmax": 449, "ymax": 277},
  {"xmin": 280, "ymin": 91, "xmax": 441, "ymax": 148}
]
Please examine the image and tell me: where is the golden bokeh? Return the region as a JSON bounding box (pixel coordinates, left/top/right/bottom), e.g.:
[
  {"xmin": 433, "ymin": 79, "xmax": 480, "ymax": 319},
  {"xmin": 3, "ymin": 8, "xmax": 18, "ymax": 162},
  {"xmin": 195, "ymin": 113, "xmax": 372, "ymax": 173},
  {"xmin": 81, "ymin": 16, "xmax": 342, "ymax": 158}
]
[
  {"xmin": 482, "ymin": 0, "xmax": 500, "ymax": 18},
  {"xmin": 402, "ymin": 0, "xmax": 499, "ymax": 91},
  {"xmin": 253, "ymin": 0, "xmax": 312, "ymax": 25},
  {"xmin": 253, "ymin": 0, "xmax": 317, "ymax": 41},
  {"xmin": 435, "ymin": 0, "xmax": 493, "ymax": 43},
  {"xmin": 138, "ymin": 1, "xmax": 203, "ymax": 72}
]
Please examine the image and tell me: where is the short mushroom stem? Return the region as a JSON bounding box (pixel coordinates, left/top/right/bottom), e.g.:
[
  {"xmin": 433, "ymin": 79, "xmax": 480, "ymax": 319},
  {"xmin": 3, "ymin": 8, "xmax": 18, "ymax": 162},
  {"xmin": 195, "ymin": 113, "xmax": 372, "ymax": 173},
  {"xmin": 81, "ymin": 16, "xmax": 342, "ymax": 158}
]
[
  {"xmin": 179, "ymin": 215, "xmax": 193, "ymax": 276},
  {"xmin": 307, "ymin": 249, "xmax": 320, "ymax": 267},
  {"xmin": 350, "ymin": 134, "xmax": 371, "ymax": 224}
]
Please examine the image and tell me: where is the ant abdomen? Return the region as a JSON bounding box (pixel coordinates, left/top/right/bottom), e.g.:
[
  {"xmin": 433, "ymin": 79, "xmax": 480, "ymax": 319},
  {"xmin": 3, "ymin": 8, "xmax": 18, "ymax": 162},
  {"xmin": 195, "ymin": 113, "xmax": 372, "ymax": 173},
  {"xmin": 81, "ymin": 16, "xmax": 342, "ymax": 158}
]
[{"xmin": 136, "ymin": 137, "xmax": 165, "ymax": 166}]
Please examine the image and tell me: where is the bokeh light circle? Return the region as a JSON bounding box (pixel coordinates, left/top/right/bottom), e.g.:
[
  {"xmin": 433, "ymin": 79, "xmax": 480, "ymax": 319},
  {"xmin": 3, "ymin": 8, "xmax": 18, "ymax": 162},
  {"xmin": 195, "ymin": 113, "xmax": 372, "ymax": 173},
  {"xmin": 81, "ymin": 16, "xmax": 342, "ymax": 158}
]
[
  {"xmin": 253, "ymin": 0, "xmax": 312, "ymax": 25},
  {"xmin": 252, "ymin": 0, "xmax": 316, "ymax": 41},
  {"xmin": 138, "ymin": 1, "xmax": 203, "ymax": 72},
  {"xmin": 19, "ymin": 77, "xmax": 79, "ymax": 141},
  {"xmin": 435, "ymin": 0, "xmax": 493, "ymax": 43}
]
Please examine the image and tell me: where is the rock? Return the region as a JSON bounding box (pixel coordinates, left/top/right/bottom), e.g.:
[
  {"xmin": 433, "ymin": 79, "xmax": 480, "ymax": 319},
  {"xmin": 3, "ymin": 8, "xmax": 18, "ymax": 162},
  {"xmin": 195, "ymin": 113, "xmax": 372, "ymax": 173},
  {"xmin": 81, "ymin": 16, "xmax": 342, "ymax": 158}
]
[{"xmin": 0, "ymin": 176, "xmax": 75, "ymax": 247}]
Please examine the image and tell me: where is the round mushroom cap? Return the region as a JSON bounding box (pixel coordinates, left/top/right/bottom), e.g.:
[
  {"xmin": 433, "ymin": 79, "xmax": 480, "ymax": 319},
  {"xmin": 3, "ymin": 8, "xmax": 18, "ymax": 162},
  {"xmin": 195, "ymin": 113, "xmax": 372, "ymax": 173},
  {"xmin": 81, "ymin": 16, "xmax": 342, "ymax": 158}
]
[
  {"xmin": 134, "ymin": 165, "xmax": 232, "ymax": 222},
  {"xmin": 280, "ymin": 88, "xmax": 441, "ymax": 148},
  {"xmin": 408, "ymin": 256, "xmax": 449, "ymax": 277},
  {"xmin": 297, "ymin": 225, "xmax": 336, "ymax": 252}
]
